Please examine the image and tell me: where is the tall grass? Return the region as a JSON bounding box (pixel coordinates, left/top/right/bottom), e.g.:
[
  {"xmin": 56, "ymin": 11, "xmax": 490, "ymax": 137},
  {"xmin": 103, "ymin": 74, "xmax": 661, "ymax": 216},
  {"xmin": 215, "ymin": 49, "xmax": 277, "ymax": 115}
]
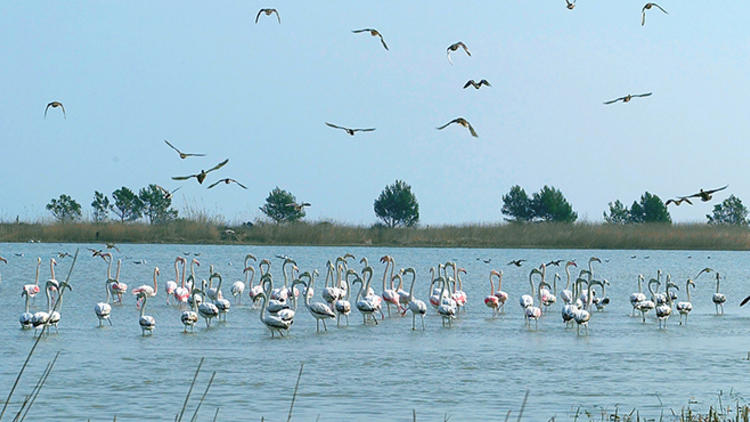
[{"xmin": 1, "ymin": 221, "xmax": 750, "ymax": 250}]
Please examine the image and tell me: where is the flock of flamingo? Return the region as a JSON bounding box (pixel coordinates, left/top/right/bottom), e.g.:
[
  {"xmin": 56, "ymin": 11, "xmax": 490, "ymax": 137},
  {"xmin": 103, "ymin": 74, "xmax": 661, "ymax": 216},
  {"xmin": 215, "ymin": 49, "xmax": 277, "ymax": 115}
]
[{"xmin": 9, "ymin": 253, "xmax": 737, "ymax": 338}]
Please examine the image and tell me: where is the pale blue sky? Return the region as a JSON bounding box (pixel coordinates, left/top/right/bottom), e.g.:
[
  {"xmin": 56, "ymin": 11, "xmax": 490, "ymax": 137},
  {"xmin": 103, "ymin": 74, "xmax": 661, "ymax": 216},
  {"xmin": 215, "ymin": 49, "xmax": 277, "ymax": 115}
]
[{"xmin": 1, "ymin": 2, "xmax": 748, "ymax": 225}]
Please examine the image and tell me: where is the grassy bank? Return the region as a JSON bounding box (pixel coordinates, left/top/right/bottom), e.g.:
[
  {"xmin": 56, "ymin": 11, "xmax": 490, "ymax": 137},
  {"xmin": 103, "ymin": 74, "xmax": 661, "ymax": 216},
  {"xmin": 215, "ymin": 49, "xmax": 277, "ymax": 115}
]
[{"xmin": 2, "ymin": 221, "xmax": 750, "ymax": 250}]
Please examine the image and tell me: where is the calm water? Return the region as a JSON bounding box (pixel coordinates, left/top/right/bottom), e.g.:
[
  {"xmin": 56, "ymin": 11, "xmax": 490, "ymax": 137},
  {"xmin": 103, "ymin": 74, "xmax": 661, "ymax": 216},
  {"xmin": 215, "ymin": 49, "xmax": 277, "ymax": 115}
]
[{"xmin": 0, "ymin": 243, "xmax": 749, "ymax": 421}]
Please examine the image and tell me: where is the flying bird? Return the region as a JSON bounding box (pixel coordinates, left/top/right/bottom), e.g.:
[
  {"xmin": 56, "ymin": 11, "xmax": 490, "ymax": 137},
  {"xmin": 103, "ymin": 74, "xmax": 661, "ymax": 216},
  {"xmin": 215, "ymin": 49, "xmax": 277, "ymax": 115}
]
[
  {"xmin": 207, "ymin": 178, "xmax": 248, "ymax": 190},
  {"xmin": 642, "ymin": 3, "xmax": 668, "ymax": 26},
  {"xmin": 164, "ymin": 140, "xmax": 206, "ymax": 159},
  {"xmin": 436, "ymin": 117, "xmax": 478, "ymax": 138},
  {"xmin": 670, "ymin": 186, "xmax": 728, "ymax": 204},
  {"xmin": 507, "ymin": 259, "xmax": 526, "ymax": 267},
  {"xmin": 665, "ymin": 197, "xmax": 693, "ymax": 207},
  {"xmin": 565, "ymin": 0, "xmax": 576, "ymax": 9},
  {"xmin": 255, "ymin": 8, "xmax": 280, "ymax": 24},
  {"xmin": 44, "ymin": 101, "xmax": 66, "ymax": 119},
  {"xmin": 286, "ymin": 202, "xmax": 311, "ymax": 212},
  {"xmin": 325, "ymin": 122, "xmax": 375, "ymax": 136},
  {"xmin": 447, "ymin": 42, "xmax": 471, "ymax": 64},
  {"xmin": 603, "ymin": 93, "xmax": 652, "ymax": 104},
  {"xmin": 463, "ymin": 79, "xmax": 491, "ymax": 90},
  {"xmin": 154, "ymin": 185, "xmax": 181, "ymax": 200},
  {"xmin": 172, "ymin": 159, "xmax": 229, "ymax": 184},
  {"xmin": 546, "ymin": 260, "xmax": 564, "ymax": 267},
  {"xmin": 87, "ymin": 248, "xmax": 108, "ymax": 260},
  {"xmin": 352, "ymin": 28, "xmax": 389, "ymax": 50},
  {"xmin": 105, "ymin": 242, "xmax": 120, "ymax": 252}
]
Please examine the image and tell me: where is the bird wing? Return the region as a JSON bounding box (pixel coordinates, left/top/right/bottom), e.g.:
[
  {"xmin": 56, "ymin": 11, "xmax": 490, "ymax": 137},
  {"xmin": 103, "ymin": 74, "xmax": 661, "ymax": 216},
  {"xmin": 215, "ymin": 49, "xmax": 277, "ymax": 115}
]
[
  {"xmin": 182, "ymin": 152, "xmax": 207, "ymax": 157},
  {"xmin": 205, "ymin": 158, "xmax": 229, "ymax": 173},
  {"xmin": 206, "ymin": 179, "xmax": 224, "ymax": 189},
  {"xmin": 354, "ymin": 128, "xmax": 376, "ymax": 132},
  {"xmin": 741, "ymin": 295, "xmax": 750, "ymax": 307},
  {"xmin": 59, "ymin": 103, "xmax": 66, "ymax": 118},
  {"xmin": 458, "ymin": 42, "xmax": 471, "ymax": 55},
  {"xmin": 634, "ymin": 92, "xmax": 653, "ymax": 98},
  {"xmin": 466, "ymin": 122, "xmax": 478, "ymax": 137},
  {"xmin": 463, "ymin": 80, "xmax": 474, "ymax": 89},
  {"xmin": 325, "ymin": 122, "xmax": 347, "ymax": 130},
  {"xmin": 665, "ymin": 199, "xmax": 675, "ymax": 206},
  {"xmin": 231, "ymin": 179, "xmax": 248, "ymax": 189},
  {"xmin": 652, "ymin": 3, "xmax": 668, "ymax": 14},
  {"xmin": 273, "ymin": 9, "xmax": 280, "ymax": 23},
  {"xmin": 164, "ymin": 140, "xmax": 183, "ymax": 155},
  {"xmin": 480, "ymin": 79, "xmax": 491, "ymax": 87},
  {"xmin": 437, "ymin": 119, "xmax": 459, "ymax": 130},
  {"xmin": 301, "ymin": 202, "xmax": 311, "ymax": 207},
  {"xmin": 603, "ymin": 97, "xmax": 624, "ymax": 105},
  {"xmin": 682, "ymin": 197, "xmax": 693, "ymax": 205},
  {"xmin": 379, "ymin": 36, "xmax": 389, "ymax": 51},
  {"xmin": 352, "ymin": 29, "xmax": 368, "ymax": 33},
  {"xmin": 44, "ymin": 103, "xmax": 50, "ymax": 118},
  {"xmin": 705, "ymin": 185, "xmax": 729, "ymax": 195},
  {"xmin": 641, "ymin": 10, "xmax": 646, "ymax": 26},
  {"xmin": 255, "ymin": 9, "xmax": 263, "ymax": 23},
  {"xmin": 172, "ymin": 174, "xmax": 197, "ymax": 181},
  {"xmin": 447, "ymin": 50, "xmax": 453, "ymax": 65}
]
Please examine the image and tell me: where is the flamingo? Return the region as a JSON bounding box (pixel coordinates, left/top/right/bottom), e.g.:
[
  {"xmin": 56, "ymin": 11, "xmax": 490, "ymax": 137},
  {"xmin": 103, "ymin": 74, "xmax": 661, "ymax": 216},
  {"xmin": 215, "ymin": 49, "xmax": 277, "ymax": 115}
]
[
  {"xmin": 109, "ymin": 259, "xmax": 128, "ymax": 304},
  {"xmin": 521, "ymin": 269, "xmax": 542, "ymax": 329},
  {"xmin": 353, "ymin": 266, "xmax": 383, "ymax": 324},
  {"xmin": 204, "ymin": 265, "xmax": 222, "ymax": 301},
  {"xmin": 492, "ymin": 270, "xmax": 509, "ymax": 313},
  {"xmin": 164, "ymin": 257, "xmax": 182, "ymax": 305},
  {"xmin": 260, "ymin": 274, "xmax": 291, "ymax": 314},
  {"xmin": 22, "ymin": 257, "xmax": 42, "ymax": 298},
  {"xmin": 591, "ymin": 279, "xmax": 610, "ymax": 311},
  {"xmin": 232, "ymin": 253, "xmax": 256, "ymax": 304},
  {"xmin": 396, "ymin": 270, "xmax": 411, "ymax": 309},
  {"xmin": 574, "ymin": 279, "xmax": 603, "ymax": 336},
  {"xmin": 484, "ymin": 271, "xmax": 501, "ymax": 316},
  {"xmin": 31, "ymin": 282, "xmax": 54, "ymax": 335},
  {"xmin": 197, "ymin": 279, "xmax": 219, "ymax": 327},
  {"xmin": 20, "ymin": 290, "xmax": 33, "ymax": 329},
  {"xmin": 334, "ymin": 270, "xmax": 355, "ymax": 327},
  {"xmin": 655, "ymin": 280, "xmax": 677, "ymax": 329},
  {"xmin": 258, "ymin": 291, "xmax": 292, "ymax": 337},
  {"xmin": 322, "ymin": 261, "xmax": 344, "ymax": 306},
  {"xmin": 676, "ymin": 279, "xmax": 695, "ymax": 325},
  {"xmin": 245, "ymin": 264, "xmax": 263, "ymax": 306},
  {"xmin": 46, "ymin": 258, "xmax": 60, "ymax": 294},
  {"xmin": 279, "ymin": 258, "xmax": 300, "ymax": 300},
  {"xmin": 453, "ymin": 266, "xmax": 468, "ymax": 310},
  {"xmin": 47, "ymin": 280, "xmax": 71, "ymax": 333},
  {"xmin": 211, "ymin": 272, "xmax": 231, "ymax": 321},
  {"xmin": 132, "ymin": 267, "xmax": 159, "ymax": 302},
  {"xmin": 436, "ymin": 277, "xmax": 457, "ymax": 327},
  {"xmin": 629, "ymin": 275, "xmax": 647, "ymax": 316},
  {"xmin": 380, "ymin": 255, "xmax": 400, "ymax": 316},
  {"xmin": 559, "ymin": 261, "xmax": 577, "ymax": 304},
  {"xmin": 636, "ymin": 280, "xmax": 657, "ymax": 323},
  {"xmin": 300, "ymin": 271, "xmax": 335, "ymax": 332},
  {"xmin": 562, "ymin": 277, "xmax": 587, "ymax": 328},
  {"xmin": 520, "ymin": 268, "xmax": 540, "ymax": 310},
  {"xmin": 94, "ymin": 278, "xmax": 113, "ymax": 327},
  {"xmin": 180, "ymin": 288, "xmax": 200, "ymax": 333},
  {"xmin": 136, "ymin": 291, "xmax": 156, "ymax": 335},
  {"xmin": 539, "ymin": 280, "xmax": 557, "ymax": 312},
  {"xmin": 428, "ymin": 266, "xmax": 444, "ymax": 310},
  {"xmin": 174, "ymin": 257, "xmax": 190, "ymax": 306},
  {"xmin": 402, "ymin": 268, "xmax": 427, "ymax": 330},
  {"xmin": 712, "ymin": 272, "xmax": 727, "ymax": 315}
]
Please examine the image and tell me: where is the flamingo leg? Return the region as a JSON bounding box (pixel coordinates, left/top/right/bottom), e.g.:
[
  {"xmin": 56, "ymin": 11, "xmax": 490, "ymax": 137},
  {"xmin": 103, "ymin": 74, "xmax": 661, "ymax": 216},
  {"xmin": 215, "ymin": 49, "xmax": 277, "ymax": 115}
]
[
  {"xmin": 322, "ymin": 319, "xmax": 328, "ymax": 331},
  {"xmin": 412, "ymin": 313, "xmax": 416, "ymax": 330},
  {"xmin": 421, "ymin": 315, "xmax": 425, "ymax": 330}
]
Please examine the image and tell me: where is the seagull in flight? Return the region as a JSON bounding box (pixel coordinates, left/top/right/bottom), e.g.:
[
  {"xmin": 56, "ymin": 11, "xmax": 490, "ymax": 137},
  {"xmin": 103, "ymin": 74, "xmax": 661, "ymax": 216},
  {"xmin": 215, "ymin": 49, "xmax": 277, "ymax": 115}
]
[
  {"xmin": 447, "ymin": 42, "xmax": 471, "ymax": 64},
  {"xmin": 352, "ymin": 28, "xmax": 389, "ymax": 50},
  {"xmin": 325, "ymin": 122, "xmax": 375, "ymax": 136},
  {"xmin": 255, "ymin": 8, "xmax": 280, "ymax": 24},
  {"xmin": 436, "ymin": 117, "xmax": 478, "ymax": 138},
  {"xmin": 463, "ymin": 79, "xmax": 491, "ymax": 90},
  {"xmin": 172, "ymin": 159, "xmax": 229, "ymax": 184},
  {"xmin": 44, "ymin": 101, "xmax": 66, "ymax": 119},
  {"xmin": 507, "ymin": 259, "xmax": 526, "ymax": 267},
  {"xmin": 603, "ymin": 93, "xmax": 652, "ymax": 104},
  {"xmin": 207, "ymin": 178, "xmax": 248, "ymax": 190},
  {"xmin": 164, "ymin": 140, "xmax": 206, "ymax": 159},
  {"xmin": 642, "ymin": 3, "xmax": 668, "ymax": 26}
]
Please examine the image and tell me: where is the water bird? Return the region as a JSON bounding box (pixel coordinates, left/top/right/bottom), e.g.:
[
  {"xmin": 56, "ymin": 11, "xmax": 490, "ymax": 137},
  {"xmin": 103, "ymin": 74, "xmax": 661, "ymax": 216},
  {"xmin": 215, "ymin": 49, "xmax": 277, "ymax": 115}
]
[
  {"xmin": 258, "ymin": 291, "xmax": 292, "ymax": 337},
  {"xmin": 154, "ymin": 185, "xmax": 181, "ymax": 200},
  {"xmin": 492, "ymin": 270, "xmax": 509, "ymax": 313},
  {"xmin": 231, "ymin": 254, "xmax": 255, "ymax": 304},
  {"xmin": 507, "ymin": 259, "xmax": 526, "ymax": 267},
  {"xmin": 57, "ymin": 252, "xmax": 72, "ymax": 259},
  {"xmin": 437, "ymin": 117, "xmax": 478, "ymax": 137},
  {"xmin": 172, "ymin": 159, "xmax": 229, "ymax": 184},
  {"xmin": 255, "ymin": 8, "xmax": 280, "ymax": 24},
  {"xmin": 164, "ymin": 257, "xmax": 183, "ymax": 305},
  {"xmin": 207, "ymin": 178, "xmax": 247, "ymax": 189},
  {"xmin": 20, "ymin": 290, "xmax": 33, "ymax": 329},
  {"xmin": 676, "ymin": 279, "xmax": 695, "ymax": 325},
  {"xmin": 463, "ymin": 79, "xmax": 491, "ymax": 89},
  {"xmin": 629, "ymin": 274, "xmax": 647, "ymax": 316},
  {"xmin": 181, "ymin": 288, "xmax": 200, "ymax": 333},
  {"xmin": 132, "ymin": 267, "xmax": 159, "ymax": 300},
  {"xmin": 22, "ymin": 257, "xmax": 42, "ymax": 298},
  {"xmin": 352, "ymin": 28, "xmax": 388, "ymax": 50},
  {"xmin": 164, "ymin": 140, "xmax": 206, "ymax": 159},
  {"xmin": 446, "ymin": 41, "xmax": 471, "ymax": 64},
  {"xmin": 136, "ymin": 291, "xmax": 155, "ymax": 335},
  {"xmin": 484, "ymin": 271, "xmax": 501, "ymax": 315},
  {"xmin": 87, "ymin": 248, "xmax": 108, "ymax": 259},
  {"xmin": 546, "ymin": 259, "xmax": 564, "ymax": 267},
  {"xmin": 476, "ymin": 257, "xmax": 491, "ymax": 263},
  {"xmin": 436, "ymin": 277, "xmax": 457, "ymax": 327},
  {"xmin": 105, "ymin": 242, "xmax": 120, "ymax": 252},
  {"xmin": 325, "ymin": 122, "xmax": 375, "ymax": 136},
  {"xmin": 95, "ymin": 278, "xmax": 113, "ymax": 327},
  {"xmin": 286, "ymin": 202, "xmax": 311, "ymax": 212},
  {"xmin": 665, "ymin": 197, "xmax": 693, "ymax": 206},
  {"xmin": 642, "ymin": 3, "xmax": 668, "ymax": 26},
  {"xmin": 668, "ymin": 185, "xmax": 728, "ymax": 204},
  {"xmin": 198, "ymin": 279, "xmax": 220, "ymax": 327},
  {"xmin": 44, "ymin": 101, "xmax": 66, "ymax": 119},
  {"xmin": 712, "ymin": 272, "xmax": 727, "ymax": 315},
  {"xmin": 603, "ymin": 93, "xmax": 652, "ymax": 104},
  {"xmin": 565, "ymin": 0, "xmax": 575, "ymax": 9}
]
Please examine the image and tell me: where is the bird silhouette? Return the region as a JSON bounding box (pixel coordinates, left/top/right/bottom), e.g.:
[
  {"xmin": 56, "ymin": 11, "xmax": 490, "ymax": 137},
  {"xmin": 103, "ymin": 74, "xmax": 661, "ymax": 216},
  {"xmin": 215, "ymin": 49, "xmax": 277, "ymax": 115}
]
[
  {"xmin": 207, "ymin": 178, "xmax": 247, "ymax": 190},
  {"xmin": 436, "ymin": 118, "xmax": 478, "ymax": 138},
  {"xmin": 642, "ymin": 3, "xmax": 668, "ymax": 26},
  {"xmin": 604, "ymin": 93, "xmax": 652, "ymax": 104},
  {"xmin": 669, "ymin": 186, "xmax": 728, "ymax": 204},
  {"xmin": 565, "ymin": 0, "xmax": 576, "ymax": 9},
  {"xmin": 172, "ymin": 159, "xmax": 229, "ymax": 184},
  {"xmin": 665, "ymin": 197, "xmax": 693, "ymax": 206},
  {"xmin": 507, "ymin": 259, "xmax": 526, "ymax": 267},
  {"xmin": 463, "ymin": 79, "xmax": 491, "ymax": 90},
  {"xmin": 447, "ymin": 42, "xmax": 471, "ymax": 64},
  {"xmin": 546, "ymin": 260, "xmax": 564, "ymax": 267},
  {"xmin": 154, "ymin": 185, "xmax": 181, "ymax": 200},
  {"xmin": 352, "ymin": 28, "xmax": 389, "ymax": 50},
  {"xmin": 286, "ymin": 202, "xmax": 311, "ymax": 212},
  {"xmin": 255, "ymin": 8, "xmax": 280, "ymax": 24},
  {"xmin": 325, "ymin": 122, "xmax": 375, "ymax": 136},
  {"xmin": 164, "ymin": 140, "xmax": 206, "ymax": 159},
  {"xmin": 44, "ymin": 101, "xmax": 66, "ymax": 119}
]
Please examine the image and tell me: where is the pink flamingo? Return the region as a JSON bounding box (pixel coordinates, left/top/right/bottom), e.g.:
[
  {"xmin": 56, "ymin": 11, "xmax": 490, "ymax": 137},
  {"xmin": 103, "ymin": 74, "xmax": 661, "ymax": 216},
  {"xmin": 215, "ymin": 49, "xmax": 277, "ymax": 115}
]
[
  {"xmin": 379, "ymin": 255, "xmax": 400, "ymax": 316},
  {"xmin": 454, "ymin": 267, "xmax": 468, "ymax": 309},
  {"xmin": 132, "ymin": 267, "xmax": 159, "ymax": 306},
  {"xmin": 246, "ymin": 264, "xmax": 262, "ymax": 306},
  {"xmin": 174, "ymin": 258, "xmax": 190, "ymax": 306},
  {"xmin": 109, "ymin": 259, "xmax": 128, "ymax": 304},
  {"xmin": 484, "ymin": 271, "xmax": 500, "ymax": 315},
  {"xmin": 164, "ymin": 257, "xmax": 182, "ymax": 305},
  {"xmin": 22, "ymin": 257, "xmax": 42, "ymax": 298},
  {"xmin": 493, "ymin": 270, "xmax": 509, "ymax": 313}
]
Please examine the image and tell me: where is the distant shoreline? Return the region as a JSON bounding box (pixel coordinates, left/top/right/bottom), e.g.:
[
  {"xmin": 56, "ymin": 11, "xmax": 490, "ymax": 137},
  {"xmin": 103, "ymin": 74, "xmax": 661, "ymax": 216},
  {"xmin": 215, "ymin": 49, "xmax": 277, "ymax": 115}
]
[{"xmin": 1, "ymin": 221, "xmax": 749, "ymax": 250}]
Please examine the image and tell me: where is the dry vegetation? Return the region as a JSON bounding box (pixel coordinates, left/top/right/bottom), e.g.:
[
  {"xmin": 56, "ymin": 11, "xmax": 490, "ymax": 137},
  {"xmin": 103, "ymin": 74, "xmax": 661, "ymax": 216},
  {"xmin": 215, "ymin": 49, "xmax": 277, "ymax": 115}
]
[{"xmin": 1, "ymin": 221, "xmax": 750, "ymax": 250}]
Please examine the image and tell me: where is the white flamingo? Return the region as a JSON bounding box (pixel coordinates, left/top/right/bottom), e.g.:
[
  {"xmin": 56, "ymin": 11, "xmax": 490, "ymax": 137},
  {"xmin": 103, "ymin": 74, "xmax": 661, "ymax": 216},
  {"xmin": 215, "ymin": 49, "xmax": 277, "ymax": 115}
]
[
  {"xmin": 136, "ymin": 291, "xmax": 155, "ymax": 336},
  {"xmin": 164, "ymin": 257, "xmax": 182, "ymax": 305},
  {"xmin": 334, "ymin": 270, "xmax": 355, "ymax": 327},
  {"xmin": 31, "ymin": 282, "xmax": 53, "ymax": 335},
  {"xmin": 180, "ymin": 287, "xmax": 200, "ymax": 333},
  {"xmin": 22, "ymin": 257, "xmax": 42, "ymax": 298},
  {"xmin": 655, "ymin": 280, "xmax": 677, "ymax": 329},
  {"xmin": 20, "ymin": 290, "xmax": 33, "ymax": 329},
  {"xmin": 402, "ymin": 267, "xmax": 426, "ymax": 330},
  {"xmin": 436, "ymin": 276, "xmax": 457, "ymax": 327},
  {"xmin": 301, "ymin": 271, "xmax": 336, "ymax": 332},
  {"xmin": 492, "ymin": 270, "xmax": 509, "ymax": 313},
  {"xmin": 591, "ymin": 279, "xmax": 610, "ymax": 311},
  {"xmin": 109, "ymin": 259, "xmax": 128, "ymax": 304},
  {"xmin": 260, "ymin": 274, "xmax": 290, "ymax": 314},
  {"xmin": 559, "ymin": 261, "xmax": 577, "ymax": 304},
  {"xmin": 198, "ymin": 279, "xmax": 219, "ymax": 327},
  {"xmin": 321, "ymin": 260, "xmax": 342, "ymax": 306},
  {"xmin": 676, "ymin": 279, "xmax": 695, "ymax": 325},
  {"xmin": 174, "ymin": 257, "xmax": 190, "ymax": 306},
  {"xmin": 574, "ymin": 279, "xmax": 603, "ymax": 336},
  {"xmin": 520, "ymin": 268, "xmax": 540, "ymax": 310},
  {"xmin": 245, "ymin": 264, "xmax": 263, "ymax": 306},
  {"xmin": 353, "ymin": 266, "xmax": 383, "ymax": 325},
  {"xmin": 94, "ymin": 279, "xmax": 113, "ymax": 327},
  {"xmin": 562, "ymin": 277, "xmax": 586, "ymax": 328},
  {"xmin": 380, "ymin": 255, "xmax": 400, "ymax": 316},
  {"xmin": 258, "ymin": 291, "xmax": 292, "ymax": 337},
  {"xmin": 629, "ymin": 275, "xmax": 647, "ymax": 316},
  {"xmin": 132, "ymin": 267, "xmax": 159, "ymax": 301},
  {"xmin": 232, "ymin": 253, "xmax": 256, "ymax": 304},
  {"xmin": 211, "ymin": 272, "xmax": 231, "ymax": 321},
  {"xmin": 47, "ymin": 280, "xmax": 71, "ymax": 333},
  {"xmin": 712, "ymin": 272, "xmax": 726, "ymax": 315}
]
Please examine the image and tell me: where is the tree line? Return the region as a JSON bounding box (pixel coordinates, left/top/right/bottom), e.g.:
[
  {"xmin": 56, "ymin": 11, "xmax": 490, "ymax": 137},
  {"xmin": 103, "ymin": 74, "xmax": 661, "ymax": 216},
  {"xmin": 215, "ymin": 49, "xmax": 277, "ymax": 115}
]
[{"xmin": 44, "ymin": 181, "xmax": 750, "ymax": 226}]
